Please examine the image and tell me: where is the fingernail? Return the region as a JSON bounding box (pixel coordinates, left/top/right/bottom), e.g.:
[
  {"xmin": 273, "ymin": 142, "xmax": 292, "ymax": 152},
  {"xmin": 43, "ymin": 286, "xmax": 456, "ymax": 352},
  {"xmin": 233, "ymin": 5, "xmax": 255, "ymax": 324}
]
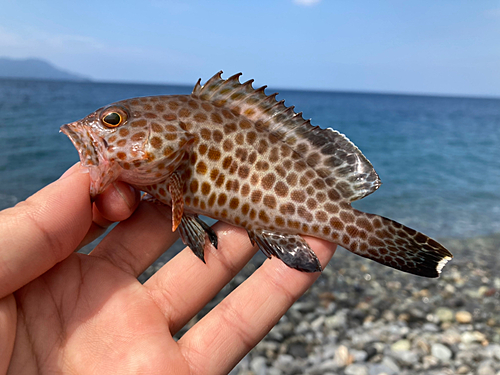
[{"xmin": 59, "ymin": 163, "xmax": 80, "ymax": 180}]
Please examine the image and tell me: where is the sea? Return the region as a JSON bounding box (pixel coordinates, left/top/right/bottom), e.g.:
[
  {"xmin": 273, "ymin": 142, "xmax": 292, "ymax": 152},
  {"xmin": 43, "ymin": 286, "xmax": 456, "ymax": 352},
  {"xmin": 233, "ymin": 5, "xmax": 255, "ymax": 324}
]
[{"xmin": 0, "ymin": 78, "xmax": 499, "ymax": 243}]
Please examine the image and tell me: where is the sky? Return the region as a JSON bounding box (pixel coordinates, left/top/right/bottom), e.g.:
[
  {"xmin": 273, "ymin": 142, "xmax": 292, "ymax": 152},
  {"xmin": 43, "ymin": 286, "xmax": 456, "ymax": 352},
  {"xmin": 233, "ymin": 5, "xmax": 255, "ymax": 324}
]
[{"xmin": 1, "ymin": 0, "xmax": 499, "ymax": 97}]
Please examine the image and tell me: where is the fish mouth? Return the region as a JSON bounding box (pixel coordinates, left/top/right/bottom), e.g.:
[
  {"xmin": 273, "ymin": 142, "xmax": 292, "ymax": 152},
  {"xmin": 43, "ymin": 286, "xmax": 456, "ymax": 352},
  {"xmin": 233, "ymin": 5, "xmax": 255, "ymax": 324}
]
[
  {"xmin": 61, "ymin": 121, "xmax": 117, "ymax": 197},
  {"xmin": 61, "ymin": 122, "xmax": 100, "ymax": 167}
]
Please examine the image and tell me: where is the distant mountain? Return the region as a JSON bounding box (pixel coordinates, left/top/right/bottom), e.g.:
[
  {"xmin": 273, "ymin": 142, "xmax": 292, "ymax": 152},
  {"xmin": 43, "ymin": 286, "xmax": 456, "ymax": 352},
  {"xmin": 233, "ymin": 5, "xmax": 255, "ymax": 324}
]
[{"xmin": 0, "ymin": 57, "xmax": 90, "ymax": 81}]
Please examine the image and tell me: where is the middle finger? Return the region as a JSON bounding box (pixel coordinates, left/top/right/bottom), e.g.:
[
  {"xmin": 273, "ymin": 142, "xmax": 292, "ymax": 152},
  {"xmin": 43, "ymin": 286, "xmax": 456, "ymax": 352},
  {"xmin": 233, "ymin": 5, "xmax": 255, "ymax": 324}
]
[{"xmin": 144, "ymin": 220, "xmax": 258, "ymax": 335}]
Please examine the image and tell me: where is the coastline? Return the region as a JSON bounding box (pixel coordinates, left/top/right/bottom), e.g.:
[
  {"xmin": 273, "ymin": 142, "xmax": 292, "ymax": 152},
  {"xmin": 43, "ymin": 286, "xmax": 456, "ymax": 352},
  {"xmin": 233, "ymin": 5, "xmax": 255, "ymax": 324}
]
[{"xmin": 162, "ymin": 231, "xmax": 500, "ymax": 374}]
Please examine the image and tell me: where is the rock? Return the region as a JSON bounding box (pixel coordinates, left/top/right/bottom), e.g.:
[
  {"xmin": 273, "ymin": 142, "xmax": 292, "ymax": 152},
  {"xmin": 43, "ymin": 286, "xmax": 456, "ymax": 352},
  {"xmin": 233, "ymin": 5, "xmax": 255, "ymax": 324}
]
[
  {"xmin": 422, "ymin": 322, "xmax": 440, "ymax": 332},
  {"xmin": 435, "ymin": 307, "xmax": 454, "ymax": 323},
  {"xmin": 390, "ymin": 349, "xmax": 419, "ymax": 366},
  {"xmin": 431, "ymin": 343, "xmax": 453, "ymax": 361},
  {"xmin": 308, "ymin": 359, "xmax": 341, "ymax": 374},
  {"xmin": 478, "ymin": 286, "xmax": 490, "ymax": 297},
  {"xmin": 461, "ymin": 331, "xmax": 486, "ymax": 344},
  {"xmin": 422, "ymin": 354, "xmax": 440, "ymax": 370},
  {"xmin": 368, "ymin": 357, "xmax": 400, "ymax": 375},
  {"xmin": 477, "ymin": 360, "xmax": 496, "ymax": 375},
  {"xmin": 455, "ymin": 348, "xmax": 478, "ymax": 366},
  {"xmin": 290, "ymin": 301, "xmax": 317, "ymax": 314},
  {"xmin": 333, "ymin": 345, "xmax": 352, "ymax": 367},
  {"xmin": 287, "ymin": 343, "xmax": 308, "ymax": 358},
  {"xmin": 382, "ymin": 310, "xmax": 396, "ymax": 322},
  {"xmin": 267, "ymin": 322, "xmax": 294, "ymax": 341},
  {"xmin": 273, "ymin": 354, "xmax": 304, "ymax": 375},
  {"xmin": 310, "ymin": 315, "xmax": 325, "ymax": 330},
  {"xmin": 250, "ymin": 356, "xmax": 268, "ymax": 375},
  {"xmin": 231, "ymin": 354, "xmax": 250, "ymax": 374},
  {"xmin": 294, "ymin": 321, "xmax": 311, "ymax": 335},
  {"xmin": 274, "ymin": 354, "xmax": 294, "ymax": 369},
  {"xmin": 321, "ymin": 345, "xmax": 337, "ymax": 360},
  {"xmin": 345, "ymin": 363, "xmax": 369, "ymax": 375},
  {"xmin": 408, "ymin": 306, "xmax": 427, "ymax": 322},
  {"xmin": 391, "ymin": 339, "xmax": 411, "ymax": 352},
  {"xmin": 457, "ymin": 365, "xmax": 471, "ymax": 374},
  {"xmin": 364, "ymin": 345, "xmax": 378, "ymax": 361},
  {"xmin": 351, "ymin": 333, "xmax": 377, "ymax": 348},
  {"xmin": 485, "ymin": 344, "xmax": 500, "ymax": 360},
  {"xmin": 413, "ymin": 336, "xmax": 431, "ymax": 355},
  {"xmin": 456, "ymin": 310, "xmax": 473, "ymax": 324},
  {"xmin": 350, "ymin": 349, "xmax": 368, "ymax": 362},
  {"xmin": 255, "ymin": 340, "xmax": 280, "ymax": 356},
  {"xmin": 325, "ymin": 310, "xmax": 348, "ymax": 330},
  {"xmin": 441, "ymin": 328, "xmax": 462, "ymax": 346},
  {"xmin": 444, "ymin": 284, "xmax": 456, "ymax": 294}
]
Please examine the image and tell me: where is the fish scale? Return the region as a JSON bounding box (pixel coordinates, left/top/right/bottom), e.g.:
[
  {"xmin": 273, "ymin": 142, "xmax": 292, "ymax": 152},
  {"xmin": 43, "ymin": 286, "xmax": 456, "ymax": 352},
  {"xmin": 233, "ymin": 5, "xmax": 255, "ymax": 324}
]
[{"xmin": 61, "ymin": 71, "xmax": 452, "ymax": 277}]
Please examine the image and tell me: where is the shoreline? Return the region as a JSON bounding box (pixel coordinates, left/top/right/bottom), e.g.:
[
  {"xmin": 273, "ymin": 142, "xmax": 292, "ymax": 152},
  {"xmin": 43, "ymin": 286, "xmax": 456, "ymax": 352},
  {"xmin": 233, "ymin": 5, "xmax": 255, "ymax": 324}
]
[{"xmin": 165, "ymin": 232, "xmax": 500, "ymax": 374}]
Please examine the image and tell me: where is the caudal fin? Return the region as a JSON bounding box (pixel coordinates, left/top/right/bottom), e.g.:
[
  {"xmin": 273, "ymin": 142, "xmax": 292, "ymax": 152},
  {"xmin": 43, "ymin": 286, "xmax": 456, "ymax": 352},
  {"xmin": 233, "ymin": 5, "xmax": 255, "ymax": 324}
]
[{"xmin": 337, "ymin": 210, "xmax": 452, "ymax": 278}]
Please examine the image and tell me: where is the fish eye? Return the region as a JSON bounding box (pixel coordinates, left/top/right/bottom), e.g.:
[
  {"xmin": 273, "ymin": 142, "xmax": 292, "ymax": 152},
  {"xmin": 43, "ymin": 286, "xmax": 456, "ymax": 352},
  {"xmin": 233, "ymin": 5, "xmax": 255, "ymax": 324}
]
[
  {"xmin": 100, "ymin": 107, "xmax": 128, "ymax": 128},
  {"xmin": 103, "ymin": 112, "xmax": 122, "ymax": 126}
]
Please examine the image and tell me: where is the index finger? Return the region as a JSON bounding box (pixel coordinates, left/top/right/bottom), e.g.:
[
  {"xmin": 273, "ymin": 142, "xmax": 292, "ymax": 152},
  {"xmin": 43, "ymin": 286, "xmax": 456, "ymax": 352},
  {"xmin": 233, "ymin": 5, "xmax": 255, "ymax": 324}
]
[{"xmin": 0, "ymin": 165, "xmax": 92, "ymax": 298}]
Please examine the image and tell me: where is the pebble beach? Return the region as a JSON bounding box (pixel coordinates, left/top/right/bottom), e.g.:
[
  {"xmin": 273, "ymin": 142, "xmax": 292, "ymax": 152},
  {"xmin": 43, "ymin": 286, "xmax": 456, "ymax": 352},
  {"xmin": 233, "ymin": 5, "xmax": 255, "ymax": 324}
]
[{"xmin": 166, "ymin": 233, "xmax": 500, "ymax": 375}]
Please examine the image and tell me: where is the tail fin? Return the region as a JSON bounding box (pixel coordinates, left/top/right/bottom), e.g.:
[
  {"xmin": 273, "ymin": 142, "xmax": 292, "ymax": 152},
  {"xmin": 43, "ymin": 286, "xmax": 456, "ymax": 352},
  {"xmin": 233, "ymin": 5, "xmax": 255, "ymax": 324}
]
[{"xmin": 336, "ymin": 210, "xmax": 452, "ymax": 278}]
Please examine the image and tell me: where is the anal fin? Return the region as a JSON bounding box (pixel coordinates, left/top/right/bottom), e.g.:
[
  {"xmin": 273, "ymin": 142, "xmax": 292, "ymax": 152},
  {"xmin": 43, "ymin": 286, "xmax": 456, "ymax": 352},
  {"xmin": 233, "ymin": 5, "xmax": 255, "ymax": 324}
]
[
  {"xmin": 247, "ymin": 229, "xmax": 322, "ymax": 273},
  {"xmin": 178, "ymin": 214, "xmax": 218, "ymax": 263}
]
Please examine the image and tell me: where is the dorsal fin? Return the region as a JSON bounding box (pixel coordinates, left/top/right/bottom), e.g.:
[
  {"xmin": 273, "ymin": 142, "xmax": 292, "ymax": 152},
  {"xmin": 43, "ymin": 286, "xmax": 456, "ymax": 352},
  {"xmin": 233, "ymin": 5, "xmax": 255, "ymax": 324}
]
[{"xmin": 192, "ymin": 71, "xmax": 381, "ymax": 201}]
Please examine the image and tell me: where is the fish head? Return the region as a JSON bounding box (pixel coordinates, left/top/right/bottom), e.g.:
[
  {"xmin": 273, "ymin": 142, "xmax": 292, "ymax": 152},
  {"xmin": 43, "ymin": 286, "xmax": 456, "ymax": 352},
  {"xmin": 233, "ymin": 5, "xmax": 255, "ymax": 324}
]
[{"xmin": 61, "ymin": 97, "xmax": 194, "ymax": 197}]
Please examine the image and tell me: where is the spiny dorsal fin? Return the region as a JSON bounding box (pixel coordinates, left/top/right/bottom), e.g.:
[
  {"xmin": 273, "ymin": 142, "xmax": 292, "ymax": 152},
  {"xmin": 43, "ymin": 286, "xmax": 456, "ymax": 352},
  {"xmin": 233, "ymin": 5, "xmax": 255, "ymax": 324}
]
[{"xmin": 192, "ymin": 71, "xmax": 381, "ymax": 201}]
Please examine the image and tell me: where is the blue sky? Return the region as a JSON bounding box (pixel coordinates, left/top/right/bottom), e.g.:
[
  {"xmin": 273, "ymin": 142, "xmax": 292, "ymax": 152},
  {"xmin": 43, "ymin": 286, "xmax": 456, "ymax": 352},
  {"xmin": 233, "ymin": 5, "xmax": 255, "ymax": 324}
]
[{"xmin": 1, "ymin": 0, "xmax": 499, "ymax": 97}]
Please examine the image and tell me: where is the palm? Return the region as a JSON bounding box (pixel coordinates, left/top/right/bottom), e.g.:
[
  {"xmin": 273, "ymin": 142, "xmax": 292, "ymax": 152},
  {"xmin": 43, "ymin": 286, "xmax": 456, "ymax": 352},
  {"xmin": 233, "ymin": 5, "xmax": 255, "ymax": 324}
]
[{"xmin": 10, "ymin": 254, "xmax": 185, "ymax": 374}]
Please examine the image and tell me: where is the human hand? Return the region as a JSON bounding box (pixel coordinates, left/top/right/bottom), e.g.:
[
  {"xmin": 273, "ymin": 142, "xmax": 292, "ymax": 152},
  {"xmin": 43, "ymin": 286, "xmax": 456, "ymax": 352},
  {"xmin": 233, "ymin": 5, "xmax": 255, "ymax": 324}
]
[{"xmin": 0, "ymin": 164, "xmax": 337, "ymax": 374}]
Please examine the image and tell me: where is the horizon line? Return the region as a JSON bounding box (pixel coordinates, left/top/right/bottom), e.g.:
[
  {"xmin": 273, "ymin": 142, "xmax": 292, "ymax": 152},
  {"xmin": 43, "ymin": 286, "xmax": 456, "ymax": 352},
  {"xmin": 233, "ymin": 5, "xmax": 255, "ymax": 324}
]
[{"xmin": 1, "ymin": 75, "xmax": 499, "ymax": 101}]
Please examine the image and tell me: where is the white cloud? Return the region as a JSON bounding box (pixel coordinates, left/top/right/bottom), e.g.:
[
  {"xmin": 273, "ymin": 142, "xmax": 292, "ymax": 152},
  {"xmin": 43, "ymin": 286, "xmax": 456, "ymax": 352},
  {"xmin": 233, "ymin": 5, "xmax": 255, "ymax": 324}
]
[
  {"xmin": 293, "ymin": 0, "xmax": 321, "ymax": 6},
  {"xmin": 0, "ymin": 26, "xmax": 104, "ymax": 56}
]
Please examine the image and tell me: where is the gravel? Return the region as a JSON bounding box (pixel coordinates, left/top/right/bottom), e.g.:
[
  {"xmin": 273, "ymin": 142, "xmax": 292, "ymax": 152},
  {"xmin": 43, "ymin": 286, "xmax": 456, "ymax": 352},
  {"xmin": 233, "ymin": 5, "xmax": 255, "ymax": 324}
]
[{"xmin": 153, "ymin": 232, "xmax": 500, "ymax": 375}]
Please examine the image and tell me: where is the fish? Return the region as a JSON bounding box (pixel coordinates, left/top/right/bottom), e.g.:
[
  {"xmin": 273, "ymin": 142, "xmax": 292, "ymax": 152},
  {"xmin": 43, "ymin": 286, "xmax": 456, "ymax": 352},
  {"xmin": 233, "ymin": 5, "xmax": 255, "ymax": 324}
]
[{"xmin": 61, "ymin": 71, "xmax": 452, "ymax": 277}]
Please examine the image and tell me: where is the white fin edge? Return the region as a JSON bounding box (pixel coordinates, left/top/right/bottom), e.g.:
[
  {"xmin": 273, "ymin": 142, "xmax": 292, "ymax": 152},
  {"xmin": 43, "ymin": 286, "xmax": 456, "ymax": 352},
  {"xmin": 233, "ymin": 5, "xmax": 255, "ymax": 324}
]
[{"xmin": 436, "ymin": 256, "xmax": 452, "ymax": 274}]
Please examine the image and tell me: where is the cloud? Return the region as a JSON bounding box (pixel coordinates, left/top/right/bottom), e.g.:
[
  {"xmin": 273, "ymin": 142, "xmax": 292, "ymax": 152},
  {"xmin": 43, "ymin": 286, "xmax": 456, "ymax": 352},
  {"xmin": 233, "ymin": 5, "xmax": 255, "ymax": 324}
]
[
  {"xmin": 0, "ymin": 26, "xmax": 104, "ymax": 56},
  {"xmin": 293, "ymin": 0, "xmax": 321, "ymax": 6}
]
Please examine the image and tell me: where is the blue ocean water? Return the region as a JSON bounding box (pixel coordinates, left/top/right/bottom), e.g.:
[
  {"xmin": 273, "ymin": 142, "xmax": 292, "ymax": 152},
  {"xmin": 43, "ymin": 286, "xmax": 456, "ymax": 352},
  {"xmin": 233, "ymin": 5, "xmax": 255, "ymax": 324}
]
[{"xmin": 0, "ymin": 78, "xmax": 499, "ymax": 240}]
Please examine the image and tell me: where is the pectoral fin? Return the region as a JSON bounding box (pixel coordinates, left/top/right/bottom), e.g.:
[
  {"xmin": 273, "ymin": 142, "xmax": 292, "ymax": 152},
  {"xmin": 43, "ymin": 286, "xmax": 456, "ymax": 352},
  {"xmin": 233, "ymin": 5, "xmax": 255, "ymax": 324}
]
[
  {"xmin": 247, "ymin": 230, "xmax": 322, "ymax": 273},
  {"xmin": 167, "ymin": 172, "xmax": 184, "ymax": 232}
]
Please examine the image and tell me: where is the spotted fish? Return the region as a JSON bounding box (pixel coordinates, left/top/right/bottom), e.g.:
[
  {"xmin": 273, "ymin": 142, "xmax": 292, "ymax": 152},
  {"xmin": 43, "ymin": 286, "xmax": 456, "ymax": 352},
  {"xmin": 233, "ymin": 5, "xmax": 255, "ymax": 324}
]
[{"xmin": 61, "ymin": 72, "xmax": 452, "ymax": 277}]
